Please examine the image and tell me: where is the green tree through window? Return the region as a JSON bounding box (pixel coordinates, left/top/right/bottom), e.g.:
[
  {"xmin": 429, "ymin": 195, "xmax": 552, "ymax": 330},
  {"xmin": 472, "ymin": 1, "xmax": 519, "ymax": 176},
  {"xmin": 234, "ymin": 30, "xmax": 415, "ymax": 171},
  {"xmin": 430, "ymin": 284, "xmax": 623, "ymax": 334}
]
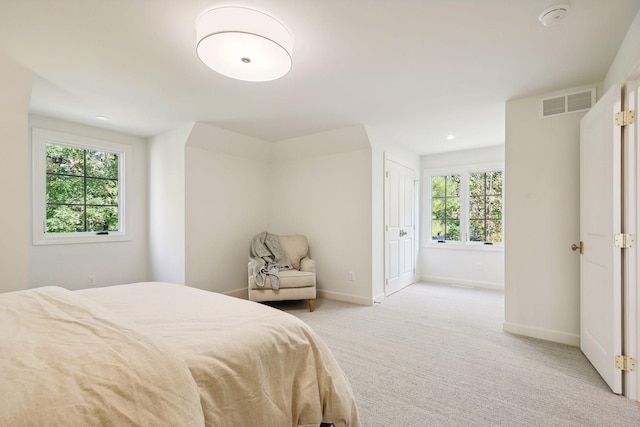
[
  {"xmin": 431, "ymin": 175, "xmax": 461, "ymax": 241},
  {"xmin": 46, "ymin": 144, "xmax": 119, "ymax": 233},
  {"xmin": 469, "ymin": 171, "xmax": 503, "ymax": 243}
]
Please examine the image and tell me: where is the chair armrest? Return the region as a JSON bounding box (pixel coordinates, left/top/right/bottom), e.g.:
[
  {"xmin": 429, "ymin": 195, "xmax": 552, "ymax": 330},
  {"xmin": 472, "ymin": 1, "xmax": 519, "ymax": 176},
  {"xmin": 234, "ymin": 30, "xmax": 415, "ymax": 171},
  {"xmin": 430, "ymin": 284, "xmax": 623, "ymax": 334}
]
[
  {"xmin": 300, "ymin": 257, "xmax": 315, "ymax": 274},
  {"xmin": 247, "ymin": 261, "xmax": 252, "ymax": 281}
]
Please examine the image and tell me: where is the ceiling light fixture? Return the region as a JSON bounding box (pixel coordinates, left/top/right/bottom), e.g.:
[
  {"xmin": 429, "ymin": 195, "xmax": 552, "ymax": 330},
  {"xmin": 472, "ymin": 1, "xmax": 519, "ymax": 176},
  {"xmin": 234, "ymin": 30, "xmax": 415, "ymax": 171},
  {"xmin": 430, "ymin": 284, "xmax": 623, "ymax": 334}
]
[
  {"xmin": 446, "ymin": 134, "xmax": 455, "ymax": 140},
  {"xmin": 196, "ymin": 7, "xmax": 293, "ymax": 82},
  {"xmin": 538, "ymin": 4, "xmax": 570, "ymax": 27}
]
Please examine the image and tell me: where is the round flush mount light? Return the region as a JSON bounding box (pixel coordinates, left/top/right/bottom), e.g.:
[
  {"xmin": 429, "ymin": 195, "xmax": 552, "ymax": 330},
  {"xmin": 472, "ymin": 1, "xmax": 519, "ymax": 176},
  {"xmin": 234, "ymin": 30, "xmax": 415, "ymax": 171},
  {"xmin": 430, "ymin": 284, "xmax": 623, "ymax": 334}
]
[
  {"xmin": 538, "ymin": 4, "xmax": 570, "ymax": 27},
  {"xmin": 196, "ymin": 7, "xmax": 293, "ymax": 82}
]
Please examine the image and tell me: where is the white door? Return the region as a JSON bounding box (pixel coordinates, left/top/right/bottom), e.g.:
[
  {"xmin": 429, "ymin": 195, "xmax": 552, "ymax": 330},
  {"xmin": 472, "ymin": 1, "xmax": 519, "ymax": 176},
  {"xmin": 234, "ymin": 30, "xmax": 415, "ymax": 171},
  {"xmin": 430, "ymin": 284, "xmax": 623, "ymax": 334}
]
[
  {"xmin": 385, "ymin": 158, "xmax": 415, "ymax": 296},
  {"xmin": 579, "ymin": 84, "xmax": 623, "ymax": 394}
]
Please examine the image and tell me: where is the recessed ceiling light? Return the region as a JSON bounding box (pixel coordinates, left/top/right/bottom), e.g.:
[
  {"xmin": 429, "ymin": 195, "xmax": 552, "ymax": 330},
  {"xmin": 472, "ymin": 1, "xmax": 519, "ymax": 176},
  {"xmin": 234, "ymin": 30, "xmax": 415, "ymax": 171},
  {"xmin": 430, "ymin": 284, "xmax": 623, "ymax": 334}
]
[
  {"xmin": 538, "ymin": 4, "xmax": 570, "ymax": 27},
  {"xmin": 196, "ymin": 7, "xmax": 293, "ymax": 82},
  {"xmin": 446, "ymin": 134, "xmax": 455, "ymax": 140},
  {"xmin": 95, "ymin": 115, "xmax": 109, "ymax": 121}
]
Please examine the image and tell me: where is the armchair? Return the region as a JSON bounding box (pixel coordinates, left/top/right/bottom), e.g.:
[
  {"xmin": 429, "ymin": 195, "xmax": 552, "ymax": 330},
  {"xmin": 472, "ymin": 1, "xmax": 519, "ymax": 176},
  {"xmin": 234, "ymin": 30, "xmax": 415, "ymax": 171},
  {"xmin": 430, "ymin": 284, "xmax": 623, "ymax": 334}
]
[{"xmin": 248, "ymin": 235, "xmax": 316, "ymax": 312}]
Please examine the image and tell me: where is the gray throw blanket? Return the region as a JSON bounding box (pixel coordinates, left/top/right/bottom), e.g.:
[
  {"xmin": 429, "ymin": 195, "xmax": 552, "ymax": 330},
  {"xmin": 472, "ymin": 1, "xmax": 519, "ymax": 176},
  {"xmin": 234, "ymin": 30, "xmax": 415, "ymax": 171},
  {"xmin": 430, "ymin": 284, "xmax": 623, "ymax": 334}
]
[{"xmin": 249, "ymin": 232, "xmax": 292, "ymax": 291}]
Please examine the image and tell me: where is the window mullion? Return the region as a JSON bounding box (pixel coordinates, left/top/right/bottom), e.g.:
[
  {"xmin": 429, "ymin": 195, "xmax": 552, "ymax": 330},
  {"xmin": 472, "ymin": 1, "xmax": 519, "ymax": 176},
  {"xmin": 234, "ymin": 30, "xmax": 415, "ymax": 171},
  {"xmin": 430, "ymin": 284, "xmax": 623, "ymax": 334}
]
[
  {"xmin": 483, "ymin": 173, "xmax": 488, "ymax": 242},
  {"xmin": 462, "ymin": 171, "xmax": 469, "ymax": 243},
  {"xmin": 83, "ymin": 149, "xmax": 88, "ymax": 232},
  {"xmin": 443, "ymin": 178, "xmax": 448, "ymax": 241}
]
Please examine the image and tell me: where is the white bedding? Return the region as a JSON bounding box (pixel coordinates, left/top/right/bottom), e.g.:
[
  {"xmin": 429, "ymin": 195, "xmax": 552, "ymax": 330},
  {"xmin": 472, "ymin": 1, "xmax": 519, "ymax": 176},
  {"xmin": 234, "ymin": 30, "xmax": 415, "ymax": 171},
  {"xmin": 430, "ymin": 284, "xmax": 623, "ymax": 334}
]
[
  {"xmin": 0, "ymin": 286, "xmax": 205, "ymax": 427},
  {"xmin": 0, "ymin": 282, "xmax": 360, "ymax": 426},
  {"xmin": 78, "ymin": 282, "xmax": 360, "ymax": 427}
]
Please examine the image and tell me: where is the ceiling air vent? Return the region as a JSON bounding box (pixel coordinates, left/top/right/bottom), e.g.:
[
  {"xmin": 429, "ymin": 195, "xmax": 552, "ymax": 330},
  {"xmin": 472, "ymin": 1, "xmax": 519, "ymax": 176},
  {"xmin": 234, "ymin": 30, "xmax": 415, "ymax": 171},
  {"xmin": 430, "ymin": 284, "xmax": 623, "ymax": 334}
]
[{"xmin": 540, "ymin": 88, "xmax": 596, "ymax": 118}]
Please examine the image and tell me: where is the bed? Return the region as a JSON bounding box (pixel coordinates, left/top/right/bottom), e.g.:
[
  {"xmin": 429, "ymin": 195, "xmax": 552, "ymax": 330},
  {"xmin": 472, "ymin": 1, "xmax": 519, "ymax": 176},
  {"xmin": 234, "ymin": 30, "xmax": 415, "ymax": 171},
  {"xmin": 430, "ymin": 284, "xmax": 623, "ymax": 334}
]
[{"xmin": 0, "ymin": 282, "xmax": 361, "ymax": 427}]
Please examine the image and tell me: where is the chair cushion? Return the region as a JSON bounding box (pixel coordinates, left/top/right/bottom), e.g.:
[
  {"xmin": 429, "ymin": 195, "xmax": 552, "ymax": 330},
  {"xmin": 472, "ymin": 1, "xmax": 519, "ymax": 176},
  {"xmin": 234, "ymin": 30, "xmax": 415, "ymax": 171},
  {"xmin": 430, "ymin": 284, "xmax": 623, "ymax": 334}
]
[
  {"xmin": 278, "ymin": 235, "xmax": 308, "ymax": 270},
  {"xmin": 249, "ymin": 286, "xmax": 316, "ymax": 302},
  {"xmin": 249, "ymin": 269, "xmax": 315, "ymax": 290}
]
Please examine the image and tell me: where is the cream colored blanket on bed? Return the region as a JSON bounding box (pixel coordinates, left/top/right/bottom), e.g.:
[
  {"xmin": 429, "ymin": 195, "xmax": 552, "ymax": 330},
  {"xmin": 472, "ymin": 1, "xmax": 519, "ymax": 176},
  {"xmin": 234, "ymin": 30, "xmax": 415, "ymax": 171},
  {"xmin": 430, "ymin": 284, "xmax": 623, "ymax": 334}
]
[
  {"xmin": 79, "ymin": 282, "xmax": 360, "ymax": 427},
  {"xmin": 0, "ymin": 286, "xmax": 205, "ymax": 427}
]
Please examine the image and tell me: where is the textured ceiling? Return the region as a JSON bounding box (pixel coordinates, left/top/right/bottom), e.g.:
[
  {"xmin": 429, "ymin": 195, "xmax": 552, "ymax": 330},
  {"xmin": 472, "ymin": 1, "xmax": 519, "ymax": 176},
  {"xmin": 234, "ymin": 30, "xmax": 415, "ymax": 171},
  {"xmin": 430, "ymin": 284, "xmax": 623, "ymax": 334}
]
[{"xmin": 0, "ymin": 0, "xmax": 638, "ymax": 154}]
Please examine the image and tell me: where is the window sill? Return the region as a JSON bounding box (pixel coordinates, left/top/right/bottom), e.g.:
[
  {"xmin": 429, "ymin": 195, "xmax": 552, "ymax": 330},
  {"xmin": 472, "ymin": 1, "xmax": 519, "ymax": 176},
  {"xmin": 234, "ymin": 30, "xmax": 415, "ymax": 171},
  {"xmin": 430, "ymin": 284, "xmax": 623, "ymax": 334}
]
[
  {"xmin": 33, "ymin": 234, "xmax": 131, "ymax": 246},
  {"xmin": 424, "ymin": 242, "xmax": 504, "ymax": 252}
]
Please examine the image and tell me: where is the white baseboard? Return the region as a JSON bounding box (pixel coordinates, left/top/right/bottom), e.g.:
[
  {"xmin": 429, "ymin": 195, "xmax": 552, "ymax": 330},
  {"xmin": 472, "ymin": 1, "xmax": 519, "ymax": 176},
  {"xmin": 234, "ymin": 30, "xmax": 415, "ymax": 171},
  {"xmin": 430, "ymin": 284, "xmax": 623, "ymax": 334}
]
[
  {"xmin": 373, "ymin": 293, "xmax": 385, "ymax": 304},
  {"xmin": 225, "ymin": 287, "xmax": 248, "ymax": 299},
  {"xmin": 316, "ymin": 289, "xmax": 373, "ymax": 306},
  {"xmin": 502, "ymin": 321, "xmax": 580, "ymax": 347},
  {"xmin": 230, "ymin": 287, "xmax": 372, "ymax": 305},
  {"xmin": 418, "ymin": 275, "xmax": 504, "ymax": 291}
]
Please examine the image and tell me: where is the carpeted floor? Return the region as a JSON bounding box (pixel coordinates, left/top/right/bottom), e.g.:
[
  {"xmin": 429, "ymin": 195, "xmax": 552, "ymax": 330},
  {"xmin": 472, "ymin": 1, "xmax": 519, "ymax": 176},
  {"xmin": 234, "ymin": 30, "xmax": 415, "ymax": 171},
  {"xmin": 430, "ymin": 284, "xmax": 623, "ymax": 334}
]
[{"xmin": 272, "ymin": 282, "xmax": 640, "ymax": 426}]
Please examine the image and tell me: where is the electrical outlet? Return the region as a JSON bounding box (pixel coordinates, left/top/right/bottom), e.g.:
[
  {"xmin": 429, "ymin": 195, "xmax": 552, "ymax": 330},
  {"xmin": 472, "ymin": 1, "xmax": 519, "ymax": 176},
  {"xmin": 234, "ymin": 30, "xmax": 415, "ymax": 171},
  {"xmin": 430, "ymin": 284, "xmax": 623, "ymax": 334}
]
[
  {"xmin": 88, "ymin": 276, "xmax": 96, "ymax": 287},
  {"xmin": 348, "ymin": 271, "xmax": 355, "ymax": 281}
]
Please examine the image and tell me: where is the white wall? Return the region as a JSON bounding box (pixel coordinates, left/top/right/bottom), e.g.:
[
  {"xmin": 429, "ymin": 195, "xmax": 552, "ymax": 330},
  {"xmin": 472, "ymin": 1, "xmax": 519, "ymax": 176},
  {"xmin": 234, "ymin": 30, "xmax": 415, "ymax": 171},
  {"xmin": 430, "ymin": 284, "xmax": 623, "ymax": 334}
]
[
  {"xmin": 148, "ymin": 123, "xmax": 193, "ymax": 284},
  {"xmin": 504, "ymin": 84, "xmax": 596, "ymax": 346},
  {"xmin": 184, "ymin": 122, "xmax": 271, "ymax": 295},
  {"xmin": 421, "ymin": 247, "xmax": 504, "ymax": 289},
  {"xmin": 366, "ymin": 126, "xmax": 421, "ymax": 301},
  {"xmin": 28, "ymin": 115, "xmax": 149, "ymax": 290},
  {"xmin": 420, "ymin": 146, "xmax": 505, "ymax": 289},
  {"xmin": 0, "ymin": 57, "xmax": 32, "ymax": 293},
  {"xmin": 177, "ymin": 124, "xmax": 376, "ymax": 303},
  {"xmin": 421, "ymin": 146, "xmax": 504, "ymax": 169},
  {"xmin": 271, "ymin": 126, "xmax": 373, "ymax": 304},
  {"xmin": 604, "ymin": 9, "xmax": 640, "ymax": 89}
]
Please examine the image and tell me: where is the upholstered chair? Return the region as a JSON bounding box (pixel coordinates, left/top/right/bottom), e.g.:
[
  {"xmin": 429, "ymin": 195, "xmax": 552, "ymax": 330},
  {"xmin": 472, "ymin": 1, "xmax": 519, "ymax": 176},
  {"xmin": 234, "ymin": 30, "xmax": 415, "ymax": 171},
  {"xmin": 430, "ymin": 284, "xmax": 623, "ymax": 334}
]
[{"xmin": 248, "ymin": 235, "xmax": 316, "ymax": 312}]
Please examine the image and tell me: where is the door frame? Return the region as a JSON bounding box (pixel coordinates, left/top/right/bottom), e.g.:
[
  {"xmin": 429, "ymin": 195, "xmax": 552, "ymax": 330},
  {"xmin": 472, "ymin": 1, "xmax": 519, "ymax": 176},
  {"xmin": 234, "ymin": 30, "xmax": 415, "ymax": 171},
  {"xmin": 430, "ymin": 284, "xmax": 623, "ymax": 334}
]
[
  {"xmin": 383, "ymin": 153, "xmax": 418, "ymax": 297},
  {"xmin": 624, "ymin": 79, "xmax": 639, "ymax": 400}
]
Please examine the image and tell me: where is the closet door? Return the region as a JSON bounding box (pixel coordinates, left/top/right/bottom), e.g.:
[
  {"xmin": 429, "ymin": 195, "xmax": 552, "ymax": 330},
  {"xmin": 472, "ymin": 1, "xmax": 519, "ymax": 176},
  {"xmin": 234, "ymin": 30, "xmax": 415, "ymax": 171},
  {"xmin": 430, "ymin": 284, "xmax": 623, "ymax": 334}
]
[{"xmin": 385, "ymin": 158, "xmax": 415, "ymax": 296}]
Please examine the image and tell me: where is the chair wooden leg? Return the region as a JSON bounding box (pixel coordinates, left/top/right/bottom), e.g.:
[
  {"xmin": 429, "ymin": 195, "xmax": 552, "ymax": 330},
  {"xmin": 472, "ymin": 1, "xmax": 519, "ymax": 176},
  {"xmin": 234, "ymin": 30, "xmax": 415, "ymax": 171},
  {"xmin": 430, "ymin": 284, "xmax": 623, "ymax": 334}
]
[{"xmin": 308, "ymin": 299, "xmax": 315, "ymax": 312}]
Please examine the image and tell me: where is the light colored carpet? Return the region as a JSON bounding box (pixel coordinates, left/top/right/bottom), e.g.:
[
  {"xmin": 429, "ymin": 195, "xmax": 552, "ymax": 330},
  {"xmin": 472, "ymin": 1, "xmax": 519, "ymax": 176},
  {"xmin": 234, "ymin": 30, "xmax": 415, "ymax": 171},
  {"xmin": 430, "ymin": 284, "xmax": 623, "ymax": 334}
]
[{"xmin": 272, "ymin": 282, "xmax": 640, "ymax": 426}]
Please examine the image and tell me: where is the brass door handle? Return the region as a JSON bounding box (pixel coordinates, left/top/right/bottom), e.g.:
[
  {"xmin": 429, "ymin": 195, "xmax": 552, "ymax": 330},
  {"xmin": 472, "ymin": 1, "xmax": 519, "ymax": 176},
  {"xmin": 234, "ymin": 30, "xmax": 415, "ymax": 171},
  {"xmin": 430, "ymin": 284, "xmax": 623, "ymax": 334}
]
[{"xmin": 571, "ymin": 241, "xmax": 584, "ymax": 254}]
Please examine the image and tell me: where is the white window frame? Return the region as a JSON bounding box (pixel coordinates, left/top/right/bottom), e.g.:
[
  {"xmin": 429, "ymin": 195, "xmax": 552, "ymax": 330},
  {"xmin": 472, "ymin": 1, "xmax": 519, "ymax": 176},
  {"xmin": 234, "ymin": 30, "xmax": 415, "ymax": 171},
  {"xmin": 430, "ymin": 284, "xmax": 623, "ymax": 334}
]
[
  {"xmin": 32, "ymin": 128, "xmax": 132, "ymax": 245},
  {"xmin": 423, "ymin": 162, "xmax": 504, "ymax": 251}
]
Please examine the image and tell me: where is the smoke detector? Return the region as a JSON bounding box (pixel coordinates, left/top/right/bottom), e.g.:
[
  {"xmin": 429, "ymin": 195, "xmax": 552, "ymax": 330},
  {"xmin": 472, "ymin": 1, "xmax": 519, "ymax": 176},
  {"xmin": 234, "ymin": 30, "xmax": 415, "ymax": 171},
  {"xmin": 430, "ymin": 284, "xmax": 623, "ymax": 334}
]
[{"xmin": 538, "ymin": 4, "xmax": 570, "ymax": 27}]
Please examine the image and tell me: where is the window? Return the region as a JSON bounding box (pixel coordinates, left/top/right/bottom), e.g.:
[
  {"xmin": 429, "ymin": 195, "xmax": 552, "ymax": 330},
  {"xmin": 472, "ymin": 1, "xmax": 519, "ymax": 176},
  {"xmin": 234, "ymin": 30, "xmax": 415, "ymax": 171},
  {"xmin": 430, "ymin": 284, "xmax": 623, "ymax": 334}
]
[
  {"xmin": 431, "ymin": 175, "xmax": 461, "ymax": 241},
  {"xmin": 32, "ymin": 128, "xmax": 132, "ymax": 245},
  {"xmin": 425, "ymin": 166, "xmax": 504, "ymax": 247},
  {"xmin": 469, "ymin": 171, "xmax": 503, "ymax": 243},
  {"xmin": 46, "ymin": 145, "xmax": 119, "ymax": 233}
]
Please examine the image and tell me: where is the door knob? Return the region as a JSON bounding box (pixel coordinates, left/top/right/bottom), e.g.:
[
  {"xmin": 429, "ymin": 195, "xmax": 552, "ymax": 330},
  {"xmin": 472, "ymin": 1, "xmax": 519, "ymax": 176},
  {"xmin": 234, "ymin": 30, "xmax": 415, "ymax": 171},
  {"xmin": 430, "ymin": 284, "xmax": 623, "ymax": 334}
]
[
  {"xmin": 571, "ymin": 241, "xmax": 584, "ymax": 254},
  {"xmin": 399, "ymin": 230, "xmax": 406, "ymax": 237}
]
